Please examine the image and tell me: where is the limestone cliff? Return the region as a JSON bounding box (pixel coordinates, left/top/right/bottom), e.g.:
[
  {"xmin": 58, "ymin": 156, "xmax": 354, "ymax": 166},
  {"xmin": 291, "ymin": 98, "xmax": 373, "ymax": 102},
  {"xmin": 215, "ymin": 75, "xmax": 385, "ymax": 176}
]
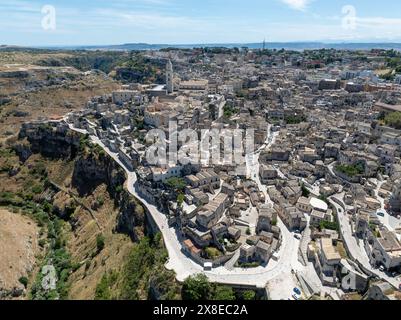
[
  {"xmin": 10, "ymin": 121, "xmax": 154, "ymax": 299},
  {"xmin": 16, "ymin": 121, "xmax": 147, "ymax": 240}
]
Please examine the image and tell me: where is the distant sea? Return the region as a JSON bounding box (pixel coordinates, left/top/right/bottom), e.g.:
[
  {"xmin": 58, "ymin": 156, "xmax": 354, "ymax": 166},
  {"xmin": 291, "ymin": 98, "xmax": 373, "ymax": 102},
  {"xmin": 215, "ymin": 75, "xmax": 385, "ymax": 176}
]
[
  {"xmin": 2, "ymin": 42, "xmax": 401, "ymax": 52},
  {"xmin": 38, "ymin": 42, "xmax": 401, "ymax": 51}
]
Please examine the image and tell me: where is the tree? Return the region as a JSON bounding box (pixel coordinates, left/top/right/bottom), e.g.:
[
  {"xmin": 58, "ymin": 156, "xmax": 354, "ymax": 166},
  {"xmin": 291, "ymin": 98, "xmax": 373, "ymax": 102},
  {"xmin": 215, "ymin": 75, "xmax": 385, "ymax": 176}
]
[
  {"xmin": 177, "ymin": 193, "xmax": 185, "ymax": 207},
  {"xmin": 182, "ymin": 274, "xmax": 212, "ymax": 300},
  {"xmin": 384, "ymin": 112, "xmax": 401, "ymax": 130},
  {"xmin": 213, "ymin": 286, "xmax": 236, "ymax": 300},
  {"xmin": 165, "ymin": 177, "xmax": 186, "ymax": 192},
  {"xmin": 301, "ymin": 184, "xmax": 310, "ymax": 197}
]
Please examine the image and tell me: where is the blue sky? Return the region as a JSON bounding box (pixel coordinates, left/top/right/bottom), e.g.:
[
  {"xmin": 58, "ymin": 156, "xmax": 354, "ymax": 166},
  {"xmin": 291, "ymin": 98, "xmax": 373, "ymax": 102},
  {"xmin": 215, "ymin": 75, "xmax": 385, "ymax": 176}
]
[{"xmin": 1, "ymin": 0, "xmax": 401, "ymax": 46}]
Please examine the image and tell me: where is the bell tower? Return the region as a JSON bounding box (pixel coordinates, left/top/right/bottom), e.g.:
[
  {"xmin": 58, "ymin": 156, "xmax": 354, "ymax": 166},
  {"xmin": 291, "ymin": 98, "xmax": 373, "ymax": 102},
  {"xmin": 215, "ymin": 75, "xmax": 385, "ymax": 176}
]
[{"xmin": 166, "ymin": 59, "xmax": 174, "ymax": 94}]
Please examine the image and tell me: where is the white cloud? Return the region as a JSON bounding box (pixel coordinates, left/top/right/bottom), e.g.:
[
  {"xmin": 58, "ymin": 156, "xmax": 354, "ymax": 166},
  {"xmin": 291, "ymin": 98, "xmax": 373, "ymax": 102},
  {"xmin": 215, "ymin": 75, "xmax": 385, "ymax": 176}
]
[{"xmin": 280, "ymin": 0, "xmax": 313, "ymax": 11}]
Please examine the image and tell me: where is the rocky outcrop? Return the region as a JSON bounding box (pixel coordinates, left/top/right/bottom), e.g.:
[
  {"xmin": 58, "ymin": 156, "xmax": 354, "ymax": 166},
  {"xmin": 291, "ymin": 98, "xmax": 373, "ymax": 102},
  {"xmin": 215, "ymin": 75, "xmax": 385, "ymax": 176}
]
[
  {"xmin": 18, "ymin": 122, "xmax": 80, "ymax": 159},
  {"xmin": 16, "ymin": 121, "xmax": 148, "ymax": 240},
  {"xmin": 0, "ymin": 71, "xmax": 30, "ymax": 78},
  {"xmin": 12, "ymin": 142, "xmax": 32, "ymax": 163},
  {"xmin": 116, "ymin": 191, "xmax": 146, "ymax": 241},
  {"xmin": 72, "ymin": 152, "xmax": 125, "ymax": 196},
  {"xmin": 0, "ymin": 96, "xmax": 11, "ymax": 106},
  {"xmin": 0, "ymin": 287, "xmax": 25, "ymax": 299}
]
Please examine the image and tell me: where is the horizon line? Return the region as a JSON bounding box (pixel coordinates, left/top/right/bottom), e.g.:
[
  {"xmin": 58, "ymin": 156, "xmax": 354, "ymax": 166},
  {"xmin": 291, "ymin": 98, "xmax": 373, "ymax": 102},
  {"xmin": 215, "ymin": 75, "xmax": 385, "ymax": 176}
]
[{"xmin": 3, "ymin": 41, "xmax": 401, "ymax": 50}]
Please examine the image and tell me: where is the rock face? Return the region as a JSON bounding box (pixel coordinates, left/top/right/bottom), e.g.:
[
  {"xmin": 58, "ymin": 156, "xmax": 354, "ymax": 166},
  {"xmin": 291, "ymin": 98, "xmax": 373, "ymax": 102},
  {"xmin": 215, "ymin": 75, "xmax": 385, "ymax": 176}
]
[
  {"xmin": 71, "ymin": 150, "xmax": 147, "ymax": 239},
  {"xmin": 12, "ymin": 142, "xmax": 32, "ymax": 163},
  {"xmin": 16, "ymin": 121, "xmax": 148, "ymax": 240},
  {"xmin": 116, "ymin": 191, "xmax": 146, "ymax": 241},
  {"xmin": 0, "ymin": 71, "xmax": 30, "ymax": 78},
  {"xmin": 72, "ymin": 153, "xmax": 125, "ymax": 195},
  {"xmin": 0, "ymin": 96, "xmax": 11, "ymax": 106},
  {"xmin": 18, "ymin": 122, "xmax": 80, "ymax": 159}
]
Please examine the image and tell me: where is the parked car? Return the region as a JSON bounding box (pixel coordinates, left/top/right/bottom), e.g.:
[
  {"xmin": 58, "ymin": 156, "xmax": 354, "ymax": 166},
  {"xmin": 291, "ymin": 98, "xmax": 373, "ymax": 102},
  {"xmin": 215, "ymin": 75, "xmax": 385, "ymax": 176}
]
[
  {"xmin": 292, "ymin": 294, "xmax": 299, "ymax": 300},
  {"xmin": 294, "ymin": 234, "xmax": 301, "ymax": 240},
  {"xmin": 379, "ymin": 266, "xmax": 385, "ymax": 272},
  {"xmin": 377, "ymin": 212, "xmax": 385, "ymax": 217},
  {"xmin": 293, "ymin": 288, "xmax": 302, "ymax": 296}
]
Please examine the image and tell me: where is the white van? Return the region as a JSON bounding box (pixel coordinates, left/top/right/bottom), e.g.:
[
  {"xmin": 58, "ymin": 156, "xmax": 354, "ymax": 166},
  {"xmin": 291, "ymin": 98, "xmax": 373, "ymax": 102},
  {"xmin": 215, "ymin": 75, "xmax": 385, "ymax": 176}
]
[{"xmin": 204, "ymin": 262, "xmax": 213, "ymax": 271}]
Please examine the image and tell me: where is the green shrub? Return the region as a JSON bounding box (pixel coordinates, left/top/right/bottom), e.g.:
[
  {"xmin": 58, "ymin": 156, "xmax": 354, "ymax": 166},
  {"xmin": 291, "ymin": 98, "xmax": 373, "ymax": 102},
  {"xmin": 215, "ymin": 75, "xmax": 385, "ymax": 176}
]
[
  {"xmin": 19, "ymin": 276, "xmax": 28, "ymax": 288},
  {"xmin": 212, "ymin": 286, "xmax": 236, "ymax": 300},
  {"xmin": 336, "ymin": 163, "xmax": 364, "ymax": 177},
  {"xmin": 177, "ymin": 193, "xmax": 185, "ymax": 207},
  {"xmin": 31, "ymin": 184, "xmax": 44, "ymax": 194},
  {"xmin": 96, "ymin": 196, "xmax": 105, "ymax": 207},
  {"xmin": 242, "ymin": 290, "xmax": 256, "ymax": 300},
  {"xmin": 237, "ymin": 261, "xmax": 260, "ymax": 268},
  {"xmin": 95, "ymin": 272, "xmax": 119, "ymax": 300},
  {"xmin": 319, "ymin": 220, "xmax": 339, "ymax": 231},
  {"xmin": 285, "ymin": 114, "xmax": 307, "ymax": 124},
  {"xmin": 204, "ymin": 247, "xmax": 221, "ymax": 259},
  {"xmin": 96, "ymin": 234, "xmax": 105, "ymax": 253}
]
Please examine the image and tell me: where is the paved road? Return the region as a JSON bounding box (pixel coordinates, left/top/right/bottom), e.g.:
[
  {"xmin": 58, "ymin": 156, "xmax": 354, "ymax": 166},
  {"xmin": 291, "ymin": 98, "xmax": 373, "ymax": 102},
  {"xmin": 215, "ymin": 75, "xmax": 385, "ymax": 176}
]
[
  {"xmin": 64, "ymin": 120, "xmax": 305, "ymax": 293},
  {"xmin": 330, "ymin": 195, "xmax": 399, "ymax": 288},
  {"xmin": 373, "ymin": 180, "xmax": 401, "ymax": 233},
  {"xmin": 65, "ymin": 117, "xmax": 358, "ymax": 298},
  {"xmin": 323, "ymin": 161, "xmax": 400, "ymax": 289},
  {"xmin": 65, "ymin": 116, "xmax": 401, "ymax": 296}
]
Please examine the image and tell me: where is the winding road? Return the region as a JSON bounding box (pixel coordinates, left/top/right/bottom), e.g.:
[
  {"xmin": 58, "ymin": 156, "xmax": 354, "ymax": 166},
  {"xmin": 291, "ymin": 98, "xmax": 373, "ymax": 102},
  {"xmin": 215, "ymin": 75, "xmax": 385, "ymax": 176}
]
[
  {"xmin": 64, "ymin": 114, "xmax": 401, "ymax": 296},
  {"xmin": 64, "ymin": 118, "xmax": 309, "ymax": 298},
  {"xmin": 330, "ymin": 194, "xmax": 400, "ymax": 288}
]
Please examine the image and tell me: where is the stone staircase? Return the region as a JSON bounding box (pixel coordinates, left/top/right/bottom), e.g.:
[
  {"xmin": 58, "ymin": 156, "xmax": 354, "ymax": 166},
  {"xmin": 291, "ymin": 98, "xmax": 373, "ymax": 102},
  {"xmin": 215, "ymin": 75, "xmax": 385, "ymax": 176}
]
[
  {"xmin": 224, "ymin": 250, "xmax": 240, "ymax": 271},
  {"xmin": 298, "ymin": 226, "xmax": 311, "ymax": 266},
  {"xmin": 295, "ymin": 272, "xmax": 319, "ymax": 299}
]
